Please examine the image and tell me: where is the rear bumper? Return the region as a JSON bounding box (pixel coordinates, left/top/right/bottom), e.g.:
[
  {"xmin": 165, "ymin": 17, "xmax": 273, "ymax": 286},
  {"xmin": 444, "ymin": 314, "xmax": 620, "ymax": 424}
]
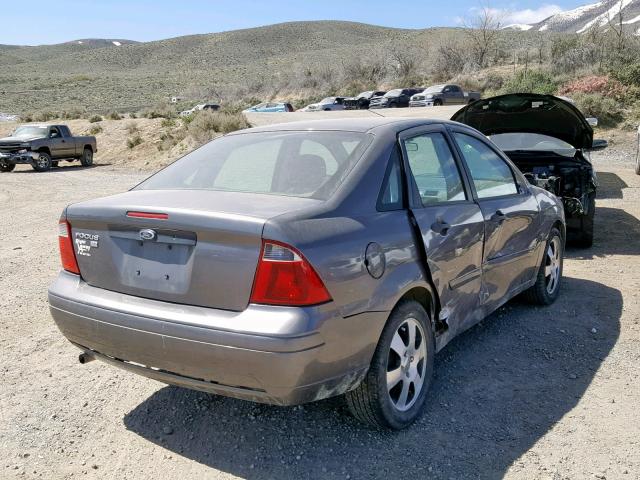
[{"xmin": 48, "ymin": 272, "xmax": 386, "ymax": 405}]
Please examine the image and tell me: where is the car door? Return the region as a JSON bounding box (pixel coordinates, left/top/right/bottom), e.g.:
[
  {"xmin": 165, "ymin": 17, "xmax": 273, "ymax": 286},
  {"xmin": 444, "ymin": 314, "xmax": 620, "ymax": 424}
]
[
  {"xmin": 450, "ymin": 129, "xmax": 542, "ymax": 309},
  {"xmin": 448, "ymin": 86, "xmax": 465, "ymax": 104},
  {"xmin": 59, "ymin": 125, "xmax": 78, "ymax": 156},
  {"xmin": 399, "ymin": 125, "xmax": 485, "ymax": 336},
  {"xmin": 47, "ymin": 126, "xmax": 66, "ymax": 158}
]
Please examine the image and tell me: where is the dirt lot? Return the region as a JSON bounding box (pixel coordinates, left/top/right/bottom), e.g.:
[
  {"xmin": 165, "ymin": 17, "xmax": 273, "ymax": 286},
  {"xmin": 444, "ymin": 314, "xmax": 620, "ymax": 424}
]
[{"xmin": 1, "ymin": 147, "xmax": 639, "ymax": 480}]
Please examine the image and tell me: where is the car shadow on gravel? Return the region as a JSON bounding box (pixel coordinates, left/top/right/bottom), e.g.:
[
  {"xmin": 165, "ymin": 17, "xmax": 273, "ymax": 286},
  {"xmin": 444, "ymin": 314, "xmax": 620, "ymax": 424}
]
[
  {"xmin": 124, "ymin": 277, "xmax": 621, "ymax": 480},
  {"xmin": 568, "ymin": 206, "xmax": 640, "ymax": 259},
  {"xmin": 595, "ymin": 172, "xmax": 628, "ymax": 200}
]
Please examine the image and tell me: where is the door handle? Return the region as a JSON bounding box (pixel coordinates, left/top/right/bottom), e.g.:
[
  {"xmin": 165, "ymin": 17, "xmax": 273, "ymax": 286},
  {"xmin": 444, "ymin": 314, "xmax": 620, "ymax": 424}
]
[
  {"xmin": 431, "ymin": 219, "xmax": 451, "ymax": 236},
  {"xmin": 491, "ymin": 210, "xmax": 506, "ymax": 223}
]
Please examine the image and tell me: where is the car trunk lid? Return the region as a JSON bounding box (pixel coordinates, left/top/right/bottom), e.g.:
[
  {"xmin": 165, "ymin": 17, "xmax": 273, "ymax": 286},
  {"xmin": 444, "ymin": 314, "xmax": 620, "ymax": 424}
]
[
  {"xmin": 450, "ymin": 93, "xmax": 593, "ymax": 150},
  {"xmin": 66, "ymin": 189, "xmax": 320, "ymax": 311}
]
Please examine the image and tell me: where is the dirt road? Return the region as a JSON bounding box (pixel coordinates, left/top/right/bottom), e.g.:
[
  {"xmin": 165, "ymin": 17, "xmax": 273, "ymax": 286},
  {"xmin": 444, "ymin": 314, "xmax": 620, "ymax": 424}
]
[{"xmin": 1, "ymin": 153, "xmax": 639, "ymax": 479}]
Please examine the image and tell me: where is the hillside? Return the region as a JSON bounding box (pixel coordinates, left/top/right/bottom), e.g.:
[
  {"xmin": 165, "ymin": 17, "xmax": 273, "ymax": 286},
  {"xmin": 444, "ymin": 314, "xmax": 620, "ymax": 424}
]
[{"xmin": 0, "ymin": 21, "xmax": 544, "ymax": 115}]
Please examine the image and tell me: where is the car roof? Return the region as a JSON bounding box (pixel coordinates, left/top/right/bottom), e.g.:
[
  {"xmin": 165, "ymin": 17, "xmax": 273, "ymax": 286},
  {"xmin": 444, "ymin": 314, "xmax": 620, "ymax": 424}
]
[{"xmin": 227, "ymin": 117, "xmax": 460, "ymax": 135}]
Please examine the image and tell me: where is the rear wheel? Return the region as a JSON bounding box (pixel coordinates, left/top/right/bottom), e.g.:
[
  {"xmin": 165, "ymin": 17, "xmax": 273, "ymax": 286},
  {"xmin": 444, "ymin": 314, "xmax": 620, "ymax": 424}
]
[
  {"xmin": 524, "ymin": 227, "xmax": 563, "ymax": 305},
  {"xmin": 346, "ymin": 300, "xmax": 434, "ymax": 430},
  {"xmin": 32, "ymin": 152, "xmax": 52, "ymax": 172},
  {"xmin": 0, "ymin": 162, "xmax": 15, "ymax": 172},
  {"xmin": 80, "ymin": 148, "xmax": 93, "ymax": 167},
  {"xmin": 433, "ymin": 99, "xmax": 443, "ymax": 106}
]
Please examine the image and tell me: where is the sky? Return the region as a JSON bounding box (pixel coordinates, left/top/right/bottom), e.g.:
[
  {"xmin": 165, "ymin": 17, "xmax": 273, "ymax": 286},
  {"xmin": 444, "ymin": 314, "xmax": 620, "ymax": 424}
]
[{"xmin": 0, "ymin": 0, "xmax": 589, "ymax": 46}]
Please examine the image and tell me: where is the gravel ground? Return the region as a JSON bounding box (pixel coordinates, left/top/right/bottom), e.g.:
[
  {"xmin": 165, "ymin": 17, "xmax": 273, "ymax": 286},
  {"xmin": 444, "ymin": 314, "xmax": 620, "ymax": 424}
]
[{"xmin": 1, "ymin": 149, "xmax": 639, "ymax": 480}]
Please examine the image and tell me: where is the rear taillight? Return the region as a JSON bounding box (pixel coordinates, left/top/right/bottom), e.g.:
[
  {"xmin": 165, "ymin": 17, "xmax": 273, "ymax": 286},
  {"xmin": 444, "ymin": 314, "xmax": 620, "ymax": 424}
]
[
  {"xmin": 250, "ymin": 240, "xmax": 332, "ymax": 306},
  {"xmin": 58, "ymin": 220, "xmax": 80, "ymax": 275}
]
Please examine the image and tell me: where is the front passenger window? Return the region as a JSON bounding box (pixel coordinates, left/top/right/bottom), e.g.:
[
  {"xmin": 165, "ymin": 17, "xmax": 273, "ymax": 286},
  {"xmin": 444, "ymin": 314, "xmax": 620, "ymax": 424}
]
[{"xmin": 453, "ymin": 133, "xmax": 518, "ymax": 199}]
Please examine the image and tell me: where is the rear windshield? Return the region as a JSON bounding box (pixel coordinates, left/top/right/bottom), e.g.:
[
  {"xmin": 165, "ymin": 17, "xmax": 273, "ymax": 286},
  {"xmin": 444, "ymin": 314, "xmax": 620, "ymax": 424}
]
[{"xmin": 137, "ymin": 131, "xmax": 371, "ymax": 200}]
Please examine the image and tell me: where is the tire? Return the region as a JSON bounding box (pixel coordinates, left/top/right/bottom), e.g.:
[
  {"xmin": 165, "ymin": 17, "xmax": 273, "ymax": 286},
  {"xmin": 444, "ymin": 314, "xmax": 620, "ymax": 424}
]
[
  {"xmin": 433, "ymin": 99, "xmax": 443, "ymax": 106},
  {"xmin": 0, "ymin": 162, "xmax": 15, "ymax": 172},
  {"xmin": 575, "ymin": 194, "xmax": 595, "ymax": 248},
  {"xmin": 523, "ymin": 227, "xmax": 563, "ymax": 305},
  {"xmin": 80, "ymin": 148, "xmax": 93, "ymax": 167},
  {"xmin": 346, "ymin": 300, "xmax": 435, "ymax": 430},
  {"xmin": 32, "ymin": 152, "xmax": 52, "ymax": 172}
]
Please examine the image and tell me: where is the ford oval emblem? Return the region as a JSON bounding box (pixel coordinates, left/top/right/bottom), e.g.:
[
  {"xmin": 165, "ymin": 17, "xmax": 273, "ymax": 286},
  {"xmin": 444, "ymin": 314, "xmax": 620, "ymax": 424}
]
[{"xmin": 139, "ymin": 229, "xmax": 157, "ymax": 241}]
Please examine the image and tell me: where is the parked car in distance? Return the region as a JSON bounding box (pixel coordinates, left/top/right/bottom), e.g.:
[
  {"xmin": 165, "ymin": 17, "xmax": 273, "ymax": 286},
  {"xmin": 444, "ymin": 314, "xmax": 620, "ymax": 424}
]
[
  {"xmin": 243, "ymin": 102, "xmax": 294, "ymax": 113},
  {"xmin": 0, "ymin": 124, "xmax": 97, "ymax": 172},
  {"xmin": 303, "ymin": 97, "xmax": 346, "ymax": 112},
  {"xmin": 49, "ymin": 117, "xmax": 565, "ymax": 429},
  {"xmin": 343, "ymin": 91, "xmax": 387, "ymax": 110},
  {"xmin": 179, "ymin": 103, "xmax": 221, "ymax": 117},
  {"xmin": 410, "ymin": 85, "xmax": 481, "ymax": 107},
  {"xmin": 452, "ymin": 93, "xmax": 606, "ymax": 247},
  {"xmin": 369, "ymin": 88, "xmax": 424, "ymax": 109}
]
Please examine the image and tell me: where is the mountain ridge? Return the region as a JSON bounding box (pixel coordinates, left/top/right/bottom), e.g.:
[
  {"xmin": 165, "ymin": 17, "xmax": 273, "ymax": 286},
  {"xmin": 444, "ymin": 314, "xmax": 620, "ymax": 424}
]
[{"xmin": 513, "ymin": 0, "xmax": 640, "ymax": 34}]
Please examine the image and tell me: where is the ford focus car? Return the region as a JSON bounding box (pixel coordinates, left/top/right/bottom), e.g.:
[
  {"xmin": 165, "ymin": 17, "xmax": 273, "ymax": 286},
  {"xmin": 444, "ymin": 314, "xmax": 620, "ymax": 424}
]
[{"xmin": 49, "ymin": 118, "xmax": 565, "ymax": 429}]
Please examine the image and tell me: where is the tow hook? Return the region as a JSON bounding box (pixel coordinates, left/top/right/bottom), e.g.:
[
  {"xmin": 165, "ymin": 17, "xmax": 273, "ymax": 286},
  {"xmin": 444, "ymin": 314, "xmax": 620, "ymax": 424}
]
[{"xmin": 78, "ymin": 352, "xmax": 96, "ymax": 364}]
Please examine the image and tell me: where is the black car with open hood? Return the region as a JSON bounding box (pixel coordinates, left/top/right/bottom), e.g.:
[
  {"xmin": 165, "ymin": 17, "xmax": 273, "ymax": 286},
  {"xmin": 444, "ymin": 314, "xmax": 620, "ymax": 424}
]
[{"xmin": 452, "ymin": 93, "xmax": 607, "ymax": 247}]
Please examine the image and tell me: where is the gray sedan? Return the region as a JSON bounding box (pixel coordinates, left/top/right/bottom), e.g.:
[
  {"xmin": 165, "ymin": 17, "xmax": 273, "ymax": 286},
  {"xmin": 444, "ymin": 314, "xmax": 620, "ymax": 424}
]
[{"xmin": 49, "ymin": 118, "xmax": 565, "ymax": 429}]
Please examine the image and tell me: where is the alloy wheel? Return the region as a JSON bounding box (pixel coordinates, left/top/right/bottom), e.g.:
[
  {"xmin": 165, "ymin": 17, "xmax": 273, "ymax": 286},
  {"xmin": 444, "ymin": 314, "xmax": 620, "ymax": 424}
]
[
  {"xmin": 386, "ymin": 318, "xmax": 427, "ymax": 412},
  {"xmin": 544, "ymin": 236, "xmax": 561, "ymax": 294}
]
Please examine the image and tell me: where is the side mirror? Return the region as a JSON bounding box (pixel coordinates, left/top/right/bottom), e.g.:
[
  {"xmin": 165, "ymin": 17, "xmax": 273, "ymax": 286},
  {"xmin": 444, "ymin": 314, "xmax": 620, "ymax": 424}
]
[
  {"xmin": 586, "ymin": 117, "xmax": 598, "ymax": 127},
  {"xmin": 589, "ymin": 139, "xmax": 608, "ymax": 151}
]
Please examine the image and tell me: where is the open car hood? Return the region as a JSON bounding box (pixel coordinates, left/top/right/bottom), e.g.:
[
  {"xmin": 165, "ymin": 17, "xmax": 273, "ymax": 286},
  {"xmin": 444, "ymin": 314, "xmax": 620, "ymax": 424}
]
[{"xmin": 451, "ymin": 93, "xmax": 593, "ymax": 150}]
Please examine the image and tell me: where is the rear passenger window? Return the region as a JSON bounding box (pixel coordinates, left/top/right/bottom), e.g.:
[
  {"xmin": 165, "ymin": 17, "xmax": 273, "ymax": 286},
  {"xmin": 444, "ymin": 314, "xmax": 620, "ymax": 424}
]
[
  {"xmin": 403, "ymin": 133, "xmax": 466, "ymax": 206},
  {"xmin": 453, "ymin": 133, "xmax": 518, "ymax": 199}
]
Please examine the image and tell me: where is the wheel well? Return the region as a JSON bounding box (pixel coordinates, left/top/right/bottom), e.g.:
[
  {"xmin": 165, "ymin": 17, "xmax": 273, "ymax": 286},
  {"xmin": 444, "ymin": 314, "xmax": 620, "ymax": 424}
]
[
  {"xmin": 37, "ymin": 147, "xmax": 50, "ymax": 155},
  {"xmin": 397, "ymin": 287, "xmax": 436, "ymax": 328},
  {"xmin": 83, "ymin": 145, "xmax": 93, "ymax": 153},
  {"xmin": 553, "ymin": 220, "xmax": 566, "ymax": 243}
]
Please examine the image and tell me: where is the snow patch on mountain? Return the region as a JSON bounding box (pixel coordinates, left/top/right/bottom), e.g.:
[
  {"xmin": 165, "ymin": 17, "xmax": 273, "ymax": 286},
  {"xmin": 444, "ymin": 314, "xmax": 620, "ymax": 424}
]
[
  {"xmin": 577, "ymin": 0, "xmax": 635, "ymax": 33},
  {"xmin": 503, "ymin": 23, "xmax": 534, "ymax": 31}
]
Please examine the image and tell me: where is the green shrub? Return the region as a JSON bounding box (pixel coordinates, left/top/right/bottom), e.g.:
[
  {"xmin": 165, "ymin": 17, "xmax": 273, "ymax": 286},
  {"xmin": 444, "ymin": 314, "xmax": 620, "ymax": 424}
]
[
  {"xmin": 571, "ymin": 93, "xmax": 623, "ymax": 128},
  {"xmin": 88, "ymin": 115, "xmax": 103, "ymax": 123},
  {"xmin": 500, "ymin": 70, "xmax": 559, "ymax": 95},
  {"xmin": 126, "ymin": 121, "xmax": 138, "ymax": 134},
  {"xmin": 161, "ymin": 118, "xmax": 176, "ymax": 128},
  {"xmin": 89, "ymin": 125, "xmax": 103, "ymax": 135},
  {"xmin": 142, "ymin": 103, "xmax": 176, "ymax": 119},
  {"xmin": 610, "ymin": 63, "xmax": 640, "ymax": 87},
  {"xmin": 32, "ymin": 111, "xmax": 56, "ymax": 122},
  {"xmin": 187, "ymin": 111, "xmax": 249, "ymax": 144},
  {"xmin": 60, "ymin": 109, "xmax": 84, "ymax": 120},
  {"xmin": 106, "ymin": 111, "xmax": 122, "ymax": 120},
  {"xmin": 126, "ymin": 134, "xmax": 143, "ymax": 149}
]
